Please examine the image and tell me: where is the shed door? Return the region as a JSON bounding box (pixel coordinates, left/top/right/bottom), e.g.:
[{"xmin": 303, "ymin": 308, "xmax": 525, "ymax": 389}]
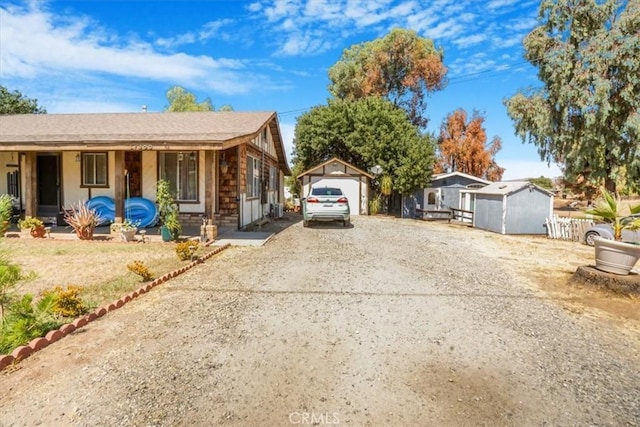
[
  {"xmin": 423, "ymin": 188, "xmax": 441, "ymax": 210},
  {"xmin": 310, "ymin": 177, "xmax": 361, "ymax": 215}
]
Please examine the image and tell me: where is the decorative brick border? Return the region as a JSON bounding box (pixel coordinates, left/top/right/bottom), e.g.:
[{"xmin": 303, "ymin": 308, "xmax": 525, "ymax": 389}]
[{"xmin": 0, "ymin": 243, "xmax": 231, "ymax": 371}]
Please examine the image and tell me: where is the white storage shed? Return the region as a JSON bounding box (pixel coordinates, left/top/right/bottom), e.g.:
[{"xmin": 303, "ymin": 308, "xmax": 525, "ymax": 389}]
[{"xmin": 472, "ymin": 181, "xmax": 554, "ymax": 235}]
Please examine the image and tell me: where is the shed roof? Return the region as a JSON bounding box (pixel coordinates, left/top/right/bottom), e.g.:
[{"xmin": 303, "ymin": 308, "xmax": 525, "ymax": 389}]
[
  {"xmin": 472, "ymin": 181, "xmax": 554, "ymax": 196},
  {"xmin": 431, "ymin": 171, "xmax": 492, "ymax": 185},
  {"xmin": 297, "ymin": 157, "xmax": 374, "ymax": 179}
]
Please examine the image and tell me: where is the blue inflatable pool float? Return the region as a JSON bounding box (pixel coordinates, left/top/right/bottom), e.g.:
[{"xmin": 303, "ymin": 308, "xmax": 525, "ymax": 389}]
[{"xmin": 86, "ymin": 196, "xmax": 158, "ymax": 228}]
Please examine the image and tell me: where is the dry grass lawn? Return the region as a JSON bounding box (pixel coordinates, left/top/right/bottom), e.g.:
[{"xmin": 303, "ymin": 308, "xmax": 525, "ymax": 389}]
[{"xmin": 0, "ymin": 237, "xmax": 213, "ymax": 309}]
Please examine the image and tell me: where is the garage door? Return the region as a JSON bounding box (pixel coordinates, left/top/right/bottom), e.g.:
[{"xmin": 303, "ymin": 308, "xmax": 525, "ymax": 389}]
[{"xmin": 310, "ymin": 177, "xmax": 362, "ymax": 216}]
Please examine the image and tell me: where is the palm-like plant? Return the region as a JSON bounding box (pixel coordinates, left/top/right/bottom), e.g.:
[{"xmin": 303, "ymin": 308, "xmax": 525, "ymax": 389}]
[
  {"xmin": 64, "ymin": 201, "xmax": 101, "ymax": 240},
  {"xmin": 586, "ymin": 188, "xmax": 640, "ymax": 241}
]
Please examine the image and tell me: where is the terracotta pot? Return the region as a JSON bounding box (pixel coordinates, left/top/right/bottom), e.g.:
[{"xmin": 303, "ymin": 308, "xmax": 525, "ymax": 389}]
[
  {"xmin": 30, "ymin": 225, "xmax": 46, "ymax": 238},
  {"xmin": 76, "ymin": 228, "xmax": 94, "ymax": 240},
  {"xmin": 593, "ymin": 237, "xmax": 640, "ymax": 275}
]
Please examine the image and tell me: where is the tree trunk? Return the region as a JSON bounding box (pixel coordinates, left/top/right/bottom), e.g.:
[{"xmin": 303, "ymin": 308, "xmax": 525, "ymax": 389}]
[{"xmin": 604, "ymin": 176, "xmax": 616, "ymax": 195}]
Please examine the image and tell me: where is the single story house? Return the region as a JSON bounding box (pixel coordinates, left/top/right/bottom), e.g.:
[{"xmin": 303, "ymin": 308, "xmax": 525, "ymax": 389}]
[
  {"xmin": 471, "ymin": 181, "xmax": 554, "ymax": 235},
  {"xmin": 297, "ymin": 157, "xmax": 373, "ymax": 215},
  {"xmin": 0, "ymin": 111, "xmax": 291, "ymax": 230}
]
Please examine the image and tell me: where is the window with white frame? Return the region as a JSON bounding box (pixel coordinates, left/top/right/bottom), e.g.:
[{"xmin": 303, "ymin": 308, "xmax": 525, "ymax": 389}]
[
  {"xmin": 82, "ymin": 152, "xmax": 108, "ymax": 187},
  {"xmin": 246, "ymin": 156, "xmax": 261, "ymax": 198},
  {"xmin": 159, "ymin": 152, "xmax": 198, "ymax": 201}
]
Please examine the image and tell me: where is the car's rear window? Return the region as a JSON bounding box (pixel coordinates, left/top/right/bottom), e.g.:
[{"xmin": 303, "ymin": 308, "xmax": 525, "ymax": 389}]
[{"xmin": 311, "ymin": 187, "xmax": 343, "ymax": 196}]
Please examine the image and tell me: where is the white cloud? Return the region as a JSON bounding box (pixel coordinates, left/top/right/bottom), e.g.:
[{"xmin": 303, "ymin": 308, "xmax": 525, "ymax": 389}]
[
  {"xmin": 487, "ymin": 0, "xmax": 519, "ymax": 11},
  {"xmin": 0, "ymin": 3, "xmax": 269, "ymax": 95},
  {"xmin": 453, "ymin": 33, "xmax": 488, "ymax": 48},
  {"xmin": 154, "ymin": 19, "xmax": 235, "ymax": 49}
]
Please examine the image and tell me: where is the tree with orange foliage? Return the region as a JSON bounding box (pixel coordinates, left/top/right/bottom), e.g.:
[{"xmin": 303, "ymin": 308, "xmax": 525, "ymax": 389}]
[{"xmin": 436, "ymin": 109, "xmax": 504, "ymax": 181}]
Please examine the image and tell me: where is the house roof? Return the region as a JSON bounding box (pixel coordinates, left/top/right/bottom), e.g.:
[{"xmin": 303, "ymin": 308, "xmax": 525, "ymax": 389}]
[
  {"xmin": 431, "ymin": 171, "xmax": 492, "ymax": 185},
  {"xmin": 0, "ymin": 111, "xmax": 291, "ymax": 174},
  {"xmin": 297, "ymin": 157, "xmax": 374, "ymax": 179},
  {"xmin": 472, "ymin": 181, "xmax": 554, "ymax": 196}
]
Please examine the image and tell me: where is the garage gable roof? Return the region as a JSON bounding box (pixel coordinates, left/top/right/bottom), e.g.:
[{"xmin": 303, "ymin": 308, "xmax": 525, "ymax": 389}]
[{"xmin": 298, "ymin": 157, "xmax": 373, "ymax": 179}]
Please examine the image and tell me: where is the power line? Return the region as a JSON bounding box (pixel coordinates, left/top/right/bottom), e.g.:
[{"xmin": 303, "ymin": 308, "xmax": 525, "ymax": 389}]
[{"xmin": 277, "ymin": 59, "xmax": 537, "ymax": 117}]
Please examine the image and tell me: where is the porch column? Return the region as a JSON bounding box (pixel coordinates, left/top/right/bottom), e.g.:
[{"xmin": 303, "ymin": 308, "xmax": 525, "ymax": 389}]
[
  {"xmin": 204, "ymin": 150, "xmax": 214, "ymax": 219},
  {"xmin": 23, "ymin": 152, "xmax": 37, "ymax": 217},
  {"xmin": 114, "ymin": 151, "xmax": 125, "ymax": 222}
]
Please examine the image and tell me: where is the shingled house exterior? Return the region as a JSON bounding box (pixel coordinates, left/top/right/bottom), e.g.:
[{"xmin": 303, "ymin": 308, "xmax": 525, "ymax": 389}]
[{"xmin": 0, "ymin": 111, "xmax": 290, "ymax": 230}]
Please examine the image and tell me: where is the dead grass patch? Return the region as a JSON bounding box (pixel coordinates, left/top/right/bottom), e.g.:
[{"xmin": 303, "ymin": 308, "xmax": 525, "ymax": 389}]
[{"xmin": 0, "ymin": 238, "xmax": 212, "ymax": 309}]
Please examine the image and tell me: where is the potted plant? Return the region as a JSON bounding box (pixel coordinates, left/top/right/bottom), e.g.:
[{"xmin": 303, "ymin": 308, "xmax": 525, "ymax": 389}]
[
  {"xmin": 119, "ymin": 219, "xmax": 139, "ymax": 242},
  {"xmin": 109, "ymin": 218, "xmax": 139, "ymax": 242},
  {"xmin": 18, "ymin": 216, "xmax": 46, "ymax": 238},
  {"xmin": 63, "ymin": 201, "xmax": 101, "ymax": 240},
  {"xmin": 0, "ymin": 194, "xmax": 13, "ymax": 237},
  {"xmin": 156, "ymin": 179, "xmax": 182, "ymax": 242},
  {"xmin": 586, "ymin": 188, "xmax": 640, "ymax": 275}
]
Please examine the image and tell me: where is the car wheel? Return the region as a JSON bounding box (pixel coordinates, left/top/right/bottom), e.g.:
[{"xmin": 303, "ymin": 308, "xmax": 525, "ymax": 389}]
[
  {"xmin": 584, "ymin": 231, "xmax": 600, "ymax": 246},
  {"xmin": 343, "ymin": 219, "xmax": 350, "ymax": 228},
  {"xmin": 303, "ymin": 220, "xmax": 309, "ymax": 228}
]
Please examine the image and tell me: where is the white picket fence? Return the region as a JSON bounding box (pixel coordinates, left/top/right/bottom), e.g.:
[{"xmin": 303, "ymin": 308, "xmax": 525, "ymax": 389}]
[{"xmin": 545, "ymin": 216, "xmax": 595, "ymax": 242}]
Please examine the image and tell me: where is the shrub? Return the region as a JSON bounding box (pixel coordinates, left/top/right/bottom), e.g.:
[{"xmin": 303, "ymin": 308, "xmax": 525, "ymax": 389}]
[
  {"xmin": 43, "ymin": 285, "xmax": 88, "ymax": 318},
  {"xmin": 0, "ymin": 293, "xmax": 62, "ymax": 354},
  {"xmin": 157, "ymin": 179, "xmax": 182, "ymax": 239},
  {"xmin": 369, "ymin": 196, "xmax": 381, "ymax": 215},
  {"xmin": 18, "ymin": 216, "xmax": 43, "ymax": 231},
  {"xmin": 0, "ymin": 194, "xmax": 13, "ymax": 224},
  {"xmin": 0, "ymin": 256, "xmax": 22, "ymax": 322},
  {"xmin": 126, "ymin": 260, "xmax": 154, "ymax": 282},
  {"xmin": 175, "ymin": 241, "xmax": 199, "ymax": 261}
]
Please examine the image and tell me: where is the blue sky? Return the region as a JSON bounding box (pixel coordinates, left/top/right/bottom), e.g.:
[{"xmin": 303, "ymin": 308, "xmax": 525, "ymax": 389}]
[{"xmin": 0, "ymin": 0, "xmax": 563, "ymax": 180}]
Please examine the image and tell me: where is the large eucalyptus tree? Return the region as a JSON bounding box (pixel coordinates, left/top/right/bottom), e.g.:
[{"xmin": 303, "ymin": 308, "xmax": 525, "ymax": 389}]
[{"xmin": 505, "ymin": 0, "xmax": 639, "ymax": 192}]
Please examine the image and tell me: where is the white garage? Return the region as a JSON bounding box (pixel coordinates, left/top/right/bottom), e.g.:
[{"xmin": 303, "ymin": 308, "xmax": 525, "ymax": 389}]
[{"xmin": 298, "ymin": 157, "xmax": 373, "ymax": 216}]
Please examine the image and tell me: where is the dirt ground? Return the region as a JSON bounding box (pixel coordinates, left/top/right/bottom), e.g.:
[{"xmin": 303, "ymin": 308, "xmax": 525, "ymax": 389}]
[{"xmin": 1, "ymin": 214, "xmax": 638, "ymax": 426}]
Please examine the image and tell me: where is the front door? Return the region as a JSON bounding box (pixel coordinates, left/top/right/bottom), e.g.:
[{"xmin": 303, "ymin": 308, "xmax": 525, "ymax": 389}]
[
  {"xmin": 37, "ymin": 153, "xmax": 61, "ymax": 217},
  {"xmin": 124, "ymin": 152, "xmax": 142, "ymax": 197}
]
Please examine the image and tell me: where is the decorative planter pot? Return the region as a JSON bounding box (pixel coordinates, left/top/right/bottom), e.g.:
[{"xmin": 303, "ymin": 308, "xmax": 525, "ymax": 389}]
[
  {"xmin": 160, "ymin": 225, "xmax": 173, "ymax": 242},
  {"xmin": 593, "ymin": 237, "xmax": 640, "ymax": 275},
  {"xmin": 120, "ymin": 229, "xmax": 137, "ymax": 242},
  {"xmin": 76, "ymin": 228, "xmax": 94, "ymax": 240},
  {"xmin": 30, "ymin": 225, "xmax": 46, "ymax": 238}
]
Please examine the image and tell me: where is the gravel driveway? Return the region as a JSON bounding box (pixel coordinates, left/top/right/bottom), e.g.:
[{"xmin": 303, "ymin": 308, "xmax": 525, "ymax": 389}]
[{"xmin": 1, "ymin": 216, "xmax": 639, "ymax": 426}]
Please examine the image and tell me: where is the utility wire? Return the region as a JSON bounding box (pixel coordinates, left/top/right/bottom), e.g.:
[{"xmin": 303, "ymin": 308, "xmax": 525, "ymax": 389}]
[{"xmin": 277, "ymin": 59, "xmax": 537, "ymax": 117}]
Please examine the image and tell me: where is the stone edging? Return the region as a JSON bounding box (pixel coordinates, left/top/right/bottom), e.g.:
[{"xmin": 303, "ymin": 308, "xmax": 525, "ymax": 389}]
[{"xmin": 0, "ymin": 242, "xmax": 231, "ymax": 371}]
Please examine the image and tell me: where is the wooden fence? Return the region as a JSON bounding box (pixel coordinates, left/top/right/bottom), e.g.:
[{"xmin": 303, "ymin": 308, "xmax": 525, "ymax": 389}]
[{"xmin": 545, "ymin": 216, "xmax": 594, "ymax": 242}]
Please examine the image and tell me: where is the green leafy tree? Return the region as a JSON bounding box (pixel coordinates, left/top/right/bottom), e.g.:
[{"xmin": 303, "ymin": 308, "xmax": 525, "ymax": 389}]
[
  {"xmin": 328, "ymin": 28, "xmax": 447, "ymax": 128},
  {"xmin": 0, "ymin": 86, "xmax": 46, "ymax": 114},
  {"xmin": 504, "ymin": 0, "xmax": 640, "ymax": 194},
  {"xmin": 164, "ymin": 85, "xmax": 227, "ymax": 112},
  {"xmin": 293, "ymin": 97, "xmax": 436, "ymax": 195},
  {"xmin": 529, "ymin": 176, "xmax": 554, "ymax": 189}
]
